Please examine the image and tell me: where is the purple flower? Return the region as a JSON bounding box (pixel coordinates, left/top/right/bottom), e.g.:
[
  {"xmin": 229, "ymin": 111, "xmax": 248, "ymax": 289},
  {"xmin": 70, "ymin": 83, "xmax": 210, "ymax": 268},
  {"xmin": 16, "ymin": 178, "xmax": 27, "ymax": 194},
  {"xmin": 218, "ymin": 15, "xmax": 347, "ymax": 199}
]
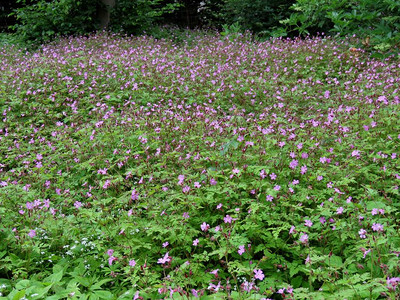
[
  {"xmin": 178, "ymin": 174, "xmax": 185, "ymax": 185},
  {"xmin": 131, "ymin": 189, "xmax": 139, "ymax": 200},
  {"xmin": 191, "ymin": 289, "xmax": 199, "ymax": 298},
  {"xmin": 102, "ymin": 180, "xmax": 111, "ymax": 189},
  {"xmin": 157, "ymin": 252, "xmax": 170, "ymax": 264},
  {"xmin": 238, "ymin": 245, "xmax": 245, "ymax": 255},
  {"xmin": 387, "ymin": 277, "xmax": 400, "ymax": 291},
  {"xmin": 224, "ymin": 215, "xmax": 233, "ymax": 223},
  {"xmin": 351, "ymin": 150, "xmax": 360, "ymax": 157},
  {"xmin": 266, "ymin": 195, "xmax": 274, "ymax": 202},
  {"xmin": 254, "ymin": 269, "xmax": 264, "ymax": 280},
  {"xmin": 359, "ymin": 229, "xmax": 367, "ymax": 239},
  {"xmin": 193, "ymin": 239, "xmax": 199, "ymax": 246},
  {"xmin": 200, "ymin": 222, "xmax": 210, "ymax": 232},
  {"xmin": 304, "ymin": 219, "xmax": 313, "ymax": 227},
  {"xmin": 28, "ymin": 230, "xmax": 36, "ymax": 238},
  {"xmin": 299, "ymin": 233, "xmax": 308, "ymax": 244},
  {"xmin": 336, "ymin": 207, "xmax": 344, "ymax": 215},
  {"xmin": 289, "ymin": 159, "xmax": 298, "ymax": 169},
  {"xmin": 372, "ymin": 223, "xmax": 384, "ymax": 232},
  {"xmin": 210, "ymin": 269, "xmax": 219, "ymax": 277},
  {"xmin": 300, "ymin": 165, "xmax": 307, "ymax": 174},
  {"xmin": 108, "ymin": 256, "xmax": 117, "ymax": 266},
  {"xmin": 129, "ymin": 259, "xmax": 136, "ymax": 267},
  {"xmin": 210, "ymin": 178, "xmax": 217, "ymax": 185}
]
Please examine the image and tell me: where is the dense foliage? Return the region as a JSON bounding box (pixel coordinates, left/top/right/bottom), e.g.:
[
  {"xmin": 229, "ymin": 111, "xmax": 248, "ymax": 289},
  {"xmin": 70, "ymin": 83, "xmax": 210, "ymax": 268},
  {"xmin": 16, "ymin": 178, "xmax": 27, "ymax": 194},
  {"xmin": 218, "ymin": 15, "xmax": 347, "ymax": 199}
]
[
  {"xmin": 11, "ymin": 0, "xmax": 99, "ymax": 45},
  {"xmin": 4, "ymin": 0, "xmax": 399, "ymax": 54},
  {"xmin": 281, "ymin": 0, "xmax": 400, "ymax": 56},
  {"xmin": 0, "ymin": 33, "xmax": 399, "ymax": 299}
]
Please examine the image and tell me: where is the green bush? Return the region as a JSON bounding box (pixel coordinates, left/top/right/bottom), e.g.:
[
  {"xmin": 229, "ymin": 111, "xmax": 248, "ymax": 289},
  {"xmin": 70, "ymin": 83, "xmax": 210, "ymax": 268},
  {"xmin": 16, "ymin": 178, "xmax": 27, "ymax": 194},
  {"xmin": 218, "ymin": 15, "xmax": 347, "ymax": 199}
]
[
  {"xmin": 12, "ymin": 0, "xmax": 99, "ymax": 46},
  {"xmin": 280, "ymin": 0, "xmax": 400, "ymax": 53},
  {"xmin": 109, "ymin": 0, "xmax": 180, "ymax": 35},
  {"xmin": 221, "ymin": 0, "xmax": 295, "ymax": 35},
  {"xmin": 11, "ymin": 0, "xmax": 181, "ymax": 47}
]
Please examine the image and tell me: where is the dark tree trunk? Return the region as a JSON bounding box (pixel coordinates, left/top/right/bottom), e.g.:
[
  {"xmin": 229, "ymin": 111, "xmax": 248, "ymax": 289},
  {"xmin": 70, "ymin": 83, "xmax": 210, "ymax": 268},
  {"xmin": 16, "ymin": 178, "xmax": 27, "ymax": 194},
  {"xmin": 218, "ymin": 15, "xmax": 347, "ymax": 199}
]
[{"xmin": 98, "ymin": 0, "xmax": 115, "ymax": 29}]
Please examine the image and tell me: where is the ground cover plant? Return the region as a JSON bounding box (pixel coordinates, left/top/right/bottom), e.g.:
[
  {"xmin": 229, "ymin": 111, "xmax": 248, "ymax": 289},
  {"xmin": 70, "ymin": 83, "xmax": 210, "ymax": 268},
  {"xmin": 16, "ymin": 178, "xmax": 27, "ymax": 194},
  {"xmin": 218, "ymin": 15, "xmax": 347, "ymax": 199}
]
[{"xmin": 0, "ymin": 33, "xmax": 400, "ymax": 299}]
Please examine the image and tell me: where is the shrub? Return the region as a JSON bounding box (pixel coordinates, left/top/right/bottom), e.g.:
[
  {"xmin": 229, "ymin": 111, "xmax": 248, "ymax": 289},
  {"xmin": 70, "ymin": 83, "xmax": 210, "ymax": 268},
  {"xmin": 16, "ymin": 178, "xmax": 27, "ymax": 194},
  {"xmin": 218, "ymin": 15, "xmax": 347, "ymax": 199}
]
[
  {"xmin": 280, "ymin": 0, "xmax": 400, "ymax": 54},
  {"xmin": 11, "ymin": 0, "xmax": 99, "ymax": 46}
]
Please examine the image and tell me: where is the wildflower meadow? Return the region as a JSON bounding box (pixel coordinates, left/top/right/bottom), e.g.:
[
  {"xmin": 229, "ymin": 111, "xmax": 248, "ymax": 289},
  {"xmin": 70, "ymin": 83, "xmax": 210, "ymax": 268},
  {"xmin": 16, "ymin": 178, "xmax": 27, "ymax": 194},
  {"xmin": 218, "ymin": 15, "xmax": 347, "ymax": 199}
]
[{"xmin": 0, "ymin": 33, "xmax": 399, "ymax": 299}]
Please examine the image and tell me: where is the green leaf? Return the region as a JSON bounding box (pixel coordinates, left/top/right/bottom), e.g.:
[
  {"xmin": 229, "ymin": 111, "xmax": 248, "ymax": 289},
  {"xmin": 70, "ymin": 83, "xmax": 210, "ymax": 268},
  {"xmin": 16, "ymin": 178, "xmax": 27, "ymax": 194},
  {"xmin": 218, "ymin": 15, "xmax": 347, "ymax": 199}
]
[{"xmin": 93, "ymin": 290, "xmax": 114, "ymax": 299}]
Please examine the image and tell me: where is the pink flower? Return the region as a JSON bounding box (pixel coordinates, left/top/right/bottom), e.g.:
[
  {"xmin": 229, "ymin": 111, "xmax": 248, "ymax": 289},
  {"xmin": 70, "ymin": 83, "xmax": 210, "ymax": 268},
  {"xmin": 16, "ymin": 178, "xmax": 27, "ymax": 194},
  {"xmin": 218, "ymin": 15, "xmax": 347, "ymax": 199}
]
[
  {"xmin": 300, "ymin": 165, "xmax": 307, "ymax": 174},
  {"xmin": 191, "ymin": 289, "xmax": 199, "ymax": 297},
  {"xmin": 270, "ymin": 173, "xmax": 277, "ymax": 180},
  {"xmin": 178, "ymin": 174, "xmax": 185, "ymax": 185},
  {"xmin": 266, "ymin": 195, "xmax": 274, "ymax": 202},
  {"xmin": 372, "ymin": 223, "xmax": 384, "ymax": 232},
  {"xmin": 352, "ymin": 150, "xmax": 360, "ymax": 157},
  {"xmin": 162, "ymin": 242, "xmax": 169, "ymax": 248},
  {"xmin": 224, "ymin": 215, "xmax": 233, "ymax": 223},
  {"xmin": 28, "ymin": 230, "xmax": 36, "ymax": 238},
  {"xmin": 201, "ymin": 222, "xmax": 210, "ymax": 232},
  {"xmin": 362, "ymin": 248, "xmax": 371, "ymax": 259},
  {"xmin": 305, "ymin": 255, "xmax": 311, "ymax": 264},
  {"xmin": 254, "ymin": 269, "xmax": 264, "ymax": 280},
  {"xmin": 133, "ymin": 291, "xmax": 140, "ymax": 300},
  {"xmin": 108, "ymin": 256, "xmax": 117, "ymax": 266},
  {"xmin": 238, "ymin": 245, "xmax": 245, "ymax": 255},
  {"xmin": 107, "ymin": 249, "xmax": 114, "ymax": 256},
  {"xmin": 210, "ymin": 269, "xmax": 219, "ymax": 277},
  {"xmin": 102, "ymin": 180, "xmax": 111, "ymax": 189},
  {"xmin": 74, "ymin": 201, "xmax": 82, "ymax": 209},
  {"xmin": 336, "ymin": 207, "xmax": 344, "ymax": 215},
  {"xmin": 304, "ymin": 219, "xmax": 313, "ymax": 227},
  {"xmin": 97, "ymin": 168, "xmax": 107, "ymax": 175},
  {"xmin": 129, "ymin": 259, "xmax": 136, "ymax": 267},
  {"xmin": 289, "ymin": 226, "xmax": 296, "ymax": 235},
  {"xmin": 131, "ymin": 189, "xmax": 139, "ymax": 200},
  {"xmin": 387, "ymin": 277, "xmax": 400, "ymax": 291},
  {"xmin": 299, "ymin": 233, "xmax": 308, "ymax": 244},
  {"xmin": 359, "ymin": 229, "xmax": 367, "ymax": 239},
  {"xmin": 193, "ymin": 239, "xmax": 199, "ymax": 246},
  {"xmin": 157, "ymin": 252, "xmax": 170, "ymax": 264},
  {"xmin": 194, "ymin": 182, "xmax": 201, "ymax": 188},
  {"xmin": 289, "ymin": 159, "xmax": 298, "ymax": 169},
  {"xmin": 210, "ymin": 178, "xmax": 217, "ymax": 185}
]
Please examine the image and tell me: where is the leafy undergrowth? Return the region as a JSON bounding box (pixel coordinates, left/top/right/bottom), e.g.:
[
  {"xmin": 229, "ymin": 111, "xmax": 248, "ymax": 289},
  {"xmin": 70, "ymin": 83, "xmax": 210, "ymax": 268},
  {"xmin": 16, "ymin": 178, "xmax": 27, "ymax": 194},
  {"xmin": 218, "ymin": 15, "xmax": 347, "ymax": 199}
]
[{"xmin": 0, "ymin": 33, "xmax": 399, "ymax": 299}]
